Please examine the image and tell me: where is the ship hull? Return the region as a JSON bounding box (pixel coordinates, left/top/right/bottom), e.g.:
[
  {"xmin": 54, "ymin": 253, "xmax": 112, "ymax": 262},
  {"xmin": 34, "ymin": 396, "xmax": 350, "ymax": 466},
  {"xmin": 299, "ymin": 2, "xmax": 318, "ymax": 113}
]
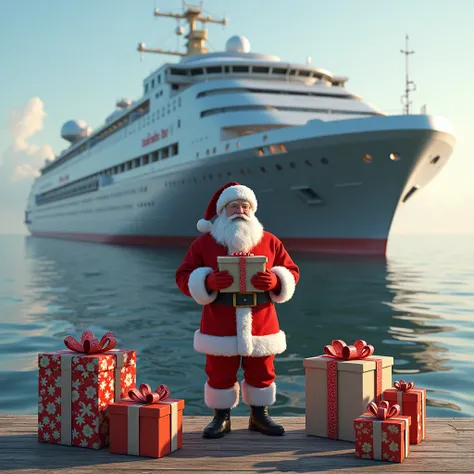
[{"xmin": 27, "ymin": 115, "xmax": 456, "ymax": 256}]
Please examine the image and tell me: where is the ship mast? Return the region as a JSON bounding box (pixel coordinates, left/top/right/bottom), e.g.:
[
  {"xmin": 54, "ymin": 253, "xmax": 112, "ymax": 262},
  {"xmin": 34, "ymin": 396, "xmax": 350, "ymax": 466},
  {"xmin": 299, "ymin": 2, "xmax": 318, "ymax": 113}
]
[
  {"xmin": 400, "ymin": 34, "xmax": 416, "ymax": 115},
  {"xmin": 138, "ymin": 1, "xmax": 227, "ymax": 58}
]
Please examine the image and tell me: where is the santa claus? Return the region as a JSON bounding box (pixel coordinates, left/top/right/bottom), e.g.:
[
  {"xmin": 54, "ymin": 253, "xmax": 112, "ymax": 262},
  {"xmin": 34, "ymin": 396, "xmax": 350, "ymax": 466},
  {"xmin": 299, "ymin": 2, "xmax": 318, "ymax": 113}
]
[{"xmin": 175, "ymin": 181, "xmax": 300, "ymax": 438}]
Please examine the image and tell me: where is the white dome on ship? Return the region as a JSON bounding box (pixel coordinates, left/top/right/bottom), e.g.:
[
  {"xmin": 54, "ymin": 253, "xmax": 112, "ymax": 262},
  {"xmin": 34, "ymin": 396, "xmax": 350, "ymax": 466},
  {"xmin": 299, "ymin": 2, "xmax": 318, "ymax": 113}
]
[
  {"xmin": 225, "ymin": 35, "xmax": 250, "ymax": 53},
  {"xmin": 61, "ymin": 120, "xmax": 91, "ymax": 143}
]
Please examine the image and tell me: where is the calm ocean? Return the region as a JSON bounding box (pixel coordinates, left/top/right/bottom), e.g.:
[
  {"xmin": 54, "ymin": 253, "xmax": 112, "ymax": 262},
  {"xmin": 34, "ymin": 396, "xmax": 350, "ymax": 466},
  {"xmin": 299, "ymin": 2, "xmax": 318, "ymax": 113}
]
[{"xmin": 0, "ymin": 234, "xmax": 473, "ymax": 417}]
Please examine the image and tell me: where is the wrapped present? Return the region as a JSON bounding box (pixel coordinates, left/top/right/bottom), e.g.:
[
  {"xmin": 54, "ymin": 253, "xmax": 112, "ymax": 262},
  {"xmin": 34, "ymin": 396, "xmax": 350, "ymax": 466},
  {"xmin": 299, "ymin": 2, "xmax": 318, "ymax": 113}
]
[
  {"xmin": 354, "ymin": 401, "xmax": 411, "ymax": 463},
  {"xmin": 108, "ymin": 384, "xmax": 184, "ymax": 458},
  {"xmin": 38, "ymin": 330, "xmax": 136, "ymax": 449},
  {"xmin": 382, "ymin": 380, "xmax": 426, "ymax": 444},
  {"xmin": 217, "ymin": 253, "xmax": 268, "ymax": 293},
  {"xmin": 304, "ymin": 339, "xmax": 393, "ymax": 442}
]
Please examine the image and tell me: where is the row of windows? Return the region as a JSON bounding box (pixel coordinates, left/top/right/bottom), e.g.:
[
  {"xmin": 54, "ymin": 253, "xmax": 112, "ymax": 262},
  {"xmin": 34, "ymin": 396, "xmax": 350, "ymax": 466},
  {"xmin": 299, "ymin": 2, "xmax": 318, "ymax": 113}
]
[
  {"xmin": 44, "ymin": 102, "xmax": 151, "ymax": 174},
  {"xmin": 36, "ymin": 144, "xmax": 178, "ymax": 206},
  {"xmin": 201, "ymin": 105, "xmax": 381, "ymax": 118},
  {"xmin": 166, "ymin": 65, "xmax": 340, "ymax": 85},
  {"xmin": 196, "ymin": 87, "xmax": 357, "ymax": 101}
]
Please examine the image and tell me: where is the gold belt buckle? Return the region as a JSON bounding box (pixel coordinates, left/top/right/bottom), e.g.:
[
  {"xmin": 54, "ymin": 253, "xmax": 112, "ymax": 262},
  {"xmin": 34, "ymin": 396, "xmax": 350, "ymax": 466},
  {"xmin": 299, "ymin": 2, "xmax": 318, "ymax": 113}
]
[{"xmin": 232, "ymin": 292, "xmax": 257, "ymax": 308}]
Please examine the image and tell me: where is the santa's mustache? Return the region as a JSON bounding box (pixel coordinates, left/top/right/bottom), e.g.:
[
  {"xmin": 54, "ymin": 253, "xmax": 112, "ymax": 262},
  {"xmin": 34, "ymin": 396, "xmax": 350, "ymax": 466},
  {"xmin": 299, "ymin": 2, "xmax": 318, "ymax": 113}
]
[{"xmin": 228, "ymin": 213, "xmax": 250, "ymax": 222}]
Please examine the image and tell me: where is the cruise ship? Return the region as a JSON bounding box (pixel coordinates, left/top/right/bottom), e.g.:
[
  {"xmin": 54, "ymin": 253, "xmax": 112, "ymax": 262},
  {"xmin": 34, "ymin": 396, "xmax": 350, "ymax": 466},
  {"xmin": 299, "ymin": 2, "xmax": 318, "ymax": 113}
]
[{"xmin": 25, "ymin": 3, "xmax": 456, "ymax": 255}]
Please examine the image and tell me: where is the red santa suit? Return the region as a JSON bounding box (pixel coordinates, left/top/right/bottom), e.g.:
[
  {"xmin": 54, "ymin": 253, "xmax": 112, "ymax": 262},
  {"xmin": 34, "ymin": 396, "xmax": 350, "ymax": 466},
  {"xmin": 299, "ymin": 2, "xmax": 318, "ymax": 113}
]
[{"xmin": 175, "ymin": 182, "xmax": 300, "ymax": 410}]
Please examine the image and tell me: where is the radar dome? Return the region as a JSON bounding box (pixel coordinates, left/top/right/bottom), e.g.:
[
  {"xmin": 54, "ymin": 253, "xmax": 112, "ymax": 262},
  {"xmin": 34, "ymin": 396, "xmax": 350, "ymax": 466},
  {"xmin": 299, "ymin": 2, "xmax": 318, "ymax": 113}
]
[
  {"xmin": 225, "ymin": 36, "xmax": 250, "ymax": 53},
  {"xmin": 61, "ymin": 120, "xmax": 92, "ymax": 143}
]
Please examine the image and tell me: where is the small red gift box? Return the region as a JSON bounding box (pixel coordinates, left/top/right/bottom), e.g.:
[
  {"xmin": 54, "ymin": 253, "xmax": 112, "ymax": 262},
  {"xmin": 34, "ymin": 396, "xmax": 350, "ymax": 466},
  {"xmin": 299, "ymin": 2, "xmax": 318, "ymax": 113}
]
[
  {"xmin": 354, "ymin": 401, "xmax": 411, "ymax": 463},
  {"xmin": 108, "ymin": 384, "xmax": 184, "ymax": 458},
  {"xmin": 37, "ymin": 331, "xmax": 136, "ymax": 449},
  {"xmin": 382, "ymin": 380, "xmax": 426, "ymax": 444}
]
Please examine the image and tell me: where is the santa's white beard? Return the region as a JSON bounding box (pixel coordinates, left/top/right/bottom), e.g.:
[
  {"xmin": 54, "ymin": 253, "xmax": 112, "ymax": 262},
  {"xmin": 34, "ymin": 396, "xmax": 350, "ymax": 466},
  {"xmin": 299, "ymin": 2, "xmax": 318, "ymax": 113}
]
[{"xmin": 211, "ymin": 213, "xmax": 264, "ymax": 254}]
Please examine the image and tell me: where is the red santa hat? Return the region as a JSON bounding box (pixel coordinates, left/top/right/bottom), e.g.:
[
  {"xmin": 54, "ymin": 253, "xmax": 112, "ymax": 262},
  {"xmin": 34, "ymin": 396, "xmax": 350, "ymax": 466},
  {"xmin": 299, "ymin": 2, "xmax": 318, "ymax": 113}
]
[{"xmin": 196, "ymin": 181, "xmax": 258, "ymax": 233}]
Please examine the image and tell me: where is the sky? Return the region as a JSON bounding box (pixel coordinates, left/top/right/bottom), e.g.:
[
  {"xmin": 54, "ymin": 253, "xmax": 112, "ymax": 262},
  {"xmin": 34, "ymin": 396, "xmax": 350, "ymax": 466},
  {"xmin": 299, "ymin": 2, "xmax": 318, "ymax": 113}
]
[{"xmin": 0, "ymin": 0, "xmax": 473, "ymax": 236}]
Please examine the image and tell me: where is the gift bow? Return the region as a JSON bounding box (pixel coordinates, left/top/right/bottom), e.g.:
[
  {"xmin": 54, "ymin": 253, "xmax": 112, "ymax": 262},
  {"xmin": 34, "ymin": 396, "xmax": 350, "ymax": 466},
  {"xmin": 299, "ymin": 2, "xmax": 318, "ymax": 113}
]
[
  {"xmin": 393, "ymin": 379, "xmax": 415, "ymax": 391},
  {"xmin": 64, "ymin": 330, "xmax": 117, "ymax": 354},
  {"xmin": 230, "ymin": 252, "xmax": 254, "ymax": 256},
  {"xmin": 128, "ymin": 384, "xmax": 171, "ymax": 404},
  {"xmin": 368, "ymin": 400, "xmax": 401, "ymax": 420},
  {"xmin": 323, "ymin": 339, "xmax": 374, "ymax": 361}
]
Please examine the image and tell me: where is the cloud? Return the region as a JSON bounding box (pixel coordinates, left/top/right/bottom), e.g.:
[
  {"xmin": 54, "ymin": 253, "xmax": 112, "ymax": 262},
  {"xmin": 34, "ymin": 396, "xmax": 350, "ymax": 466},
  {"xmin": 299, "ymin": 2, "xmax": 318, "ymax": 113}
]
[{"xmin": 0, "ymin": 97, "xmax": 54, "ymax": 234}]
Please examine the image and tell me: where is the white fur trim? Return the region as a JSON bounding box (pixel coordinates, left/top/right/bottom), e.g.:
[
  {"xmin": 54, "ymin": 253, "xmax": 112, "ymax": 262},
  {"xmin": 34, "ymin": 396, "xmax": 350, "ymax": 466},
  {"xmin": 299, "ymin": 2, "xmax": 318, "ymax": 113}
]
[
  {"xmin": 194, "ymin": 329, "xmax": 286, "ymax": 357},
  {"xmin": 241, "ymin": 381, "xmax": 276, "ymax": 406},
  {"xmin": 188, "ymin": 267, "xmax": 218, "ymax": 305},
  {"xmin": 236, "ymin": 307, "xmax": 253, "ymax": 356},
  {"xmin": 216, "ymin": 185, "xmax": 258, "ymax": 215},
  {"xmin": 197, "ymin": 218, "xmax": 213, "ymax": 233},
  {"xmin": 269, "ymin": 266, "xmax": 296, "ymax": 303},
  {"xmin": 204, "ymin": 382, "xmax": 240, "ymax": 409}
]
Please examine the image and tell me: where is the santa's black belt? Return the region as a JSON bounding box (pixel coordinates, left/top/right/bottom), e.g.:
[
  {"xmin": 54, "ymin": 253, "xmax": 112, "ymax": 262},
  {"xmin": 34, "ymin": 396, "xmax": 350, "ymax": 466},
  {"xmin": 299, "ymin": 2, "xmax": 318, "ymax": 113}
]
[{"xmin": 213, "ymin": 292, "xmax": 272, "ymax": 308}]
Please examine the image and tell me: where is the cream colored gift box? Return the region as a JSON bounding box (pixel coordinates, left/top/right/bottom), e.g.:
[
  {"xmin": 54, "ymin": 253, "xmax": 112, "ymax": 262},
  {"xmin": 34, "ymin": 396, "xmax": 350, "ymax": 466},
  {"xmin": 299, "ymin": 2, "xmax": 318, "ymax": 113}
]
[
  {"xmin": 217, "ymin": 256, "xmax": 268, "ymax": 293},
  {"xmin": 304, "ymin": 355, "xmax": 394, "ymax": 442}
]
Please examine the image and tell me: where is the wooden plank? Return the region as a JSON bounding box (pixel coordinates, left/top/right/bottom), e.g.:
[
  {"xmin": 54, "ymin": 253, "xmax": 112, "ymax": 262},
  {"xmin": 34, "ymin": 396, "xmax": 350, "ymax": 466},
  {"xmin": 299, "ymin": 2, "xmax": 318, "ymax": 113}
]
[{"xmin": 0, "ymin": 416, "xmax": 472, "ymax": 473}]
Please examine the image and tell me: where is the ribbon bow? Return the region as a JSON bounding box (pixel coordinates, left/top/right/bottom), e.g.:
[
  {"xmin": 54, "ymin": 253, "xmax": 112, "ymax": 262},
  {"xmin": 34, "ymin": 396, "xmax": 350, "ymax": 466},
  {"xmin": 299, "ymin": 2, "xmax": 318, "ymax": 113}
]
[
  {"xmin": 64, "ymin": 330, "xmax": 117, "ymax": 354},
  {"xmin": 393, "ymin": 379, "xmax": 415, "ymax": 391},
  {"xmin": 230, "ymin": 252, "xmax": 254, "ymax": 256},
  {"xmin": 128, "ymin": 384, "xmax": 171, "ymax": 404},
  {"xmin": 323, "ymin": 339, "xmax": 374, "ymax": 361},
  {"xmin": 368, "ymin": 400, "xmax": 401, "ymax": 420}
]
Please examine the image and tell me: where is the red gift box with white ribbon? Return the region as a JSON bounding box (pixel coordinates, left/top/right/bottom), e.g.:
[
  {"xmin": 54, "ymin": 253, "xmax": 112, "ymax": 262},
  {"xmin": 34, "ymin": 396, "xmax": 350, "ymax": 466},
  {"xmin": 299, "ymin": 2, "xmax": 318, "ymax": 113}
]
[
  {"xmin": 108, "ymin": 384, "xmax": 184, "ymax": 458},
  {"xmin": 382, "ymin": 380, "xmax": 427, "ymax": 444},
  {"xmin": 37, "ymin": 330, "xmax": 136, "ymax": 449},
  {"xmin": 354, "ymin": 400, "xmax": 411, "ymax": 463}
]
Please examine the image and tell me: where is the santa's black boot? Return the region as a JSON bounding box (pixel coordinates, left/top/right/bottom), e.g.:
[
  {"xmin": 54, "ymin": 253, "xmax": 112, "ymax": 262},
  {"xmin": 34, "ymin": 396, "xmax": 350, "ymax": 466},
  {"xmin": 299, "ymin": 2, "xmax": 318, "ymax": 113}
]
[
  {"xmin": 202, "ymin": 409, "xmax": 231, "ymax": 438},
  {"xmin": 249, "ymin": 406, "xmax": 285, "ymax": 436}
]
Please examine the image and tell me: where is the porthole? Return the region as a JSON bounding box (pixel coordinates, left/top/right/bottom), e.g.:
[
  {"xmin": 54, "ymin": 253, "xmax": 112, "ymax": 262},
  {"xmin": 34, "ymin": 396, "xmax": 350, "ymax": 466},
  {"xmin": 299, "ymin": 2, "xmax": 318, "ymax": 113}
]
[
  {"xmin": 321, "ymin": 157, "xmax": 328, "ymax": 165},
  {"xmin": 363, "ymin": 154, "xmax": 373, "ymax": 163},
  {"xmin": 390, "ymin": 152, "xmax": 400, "ymax": 161}
]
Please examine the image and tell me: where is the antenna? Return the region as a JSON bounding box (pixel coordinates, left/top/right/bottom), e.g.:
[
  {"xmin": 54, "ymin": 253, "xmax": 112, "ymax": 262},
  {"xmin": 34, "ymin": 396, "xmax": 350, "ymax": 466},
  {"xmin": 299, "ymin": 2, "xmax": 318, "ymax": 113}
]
[
  {"xmin": 400, "ymin": 34, "xmax": 416, "ymax": 115},
  {"xmin": 138, "ymin": 2, "xmax": 227, "ymax": 58}
]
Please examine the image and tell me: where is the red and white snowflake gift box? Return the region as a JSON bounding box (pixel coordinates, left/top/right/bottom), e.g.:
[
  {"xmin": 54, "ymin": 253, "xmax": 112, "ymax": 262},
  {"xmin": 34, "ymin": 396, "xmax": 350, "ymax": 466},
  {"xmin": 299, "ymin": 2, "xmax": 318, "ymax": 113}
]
[
  {"xmin": 37, "ymin": 330, "xmax": 136, "ymax": 449},
  {"xmin": 354, "ymin": 401, "xmax": 411, "ymax": 463}
]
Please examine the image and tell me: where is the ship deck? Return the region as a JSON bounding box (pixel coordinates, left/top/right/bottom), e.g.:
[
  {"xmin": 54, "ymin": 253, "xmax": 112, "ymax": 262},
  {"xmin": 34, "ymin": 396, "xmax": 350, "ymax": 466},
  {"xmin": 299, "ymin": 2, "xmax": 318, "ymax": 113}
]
[{"xmin": 1, "ymin": 415, "xmax": 473, "ymax": 473}]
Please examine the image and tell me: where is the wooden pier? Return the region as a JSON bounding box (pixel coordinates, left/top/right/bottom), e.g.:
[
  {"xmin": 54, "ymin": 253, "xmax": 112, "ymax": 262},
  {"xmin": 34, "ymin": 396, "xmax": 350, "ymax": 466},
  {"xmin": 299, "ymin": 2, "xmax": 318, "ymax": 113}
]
[{"xmin": 1, "ymin": 415, "xmax": 472, "ymax": 473}]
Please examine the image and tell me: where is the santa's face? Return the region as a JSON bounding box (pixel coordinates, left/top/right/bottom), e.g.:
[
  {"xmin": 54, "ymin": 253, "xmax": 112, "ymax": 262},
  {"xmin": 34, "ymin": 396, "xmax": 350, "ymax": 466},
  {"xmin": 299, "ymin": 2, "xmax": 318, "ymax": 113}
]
[{"xmin": 211, "ymin": 207, "xmax": 264, "ymax": 254}]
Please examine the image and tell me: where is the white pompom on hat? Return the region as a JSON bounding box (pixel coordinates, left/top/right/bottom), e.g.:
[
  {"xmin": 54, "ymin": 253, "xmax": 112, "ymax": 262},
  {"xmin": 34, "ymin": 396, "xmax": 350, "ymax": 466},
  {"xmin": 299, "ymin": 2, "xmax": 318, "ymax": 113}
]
[{"xmin": 196, "ymin": 181, "xmax": 258, "ymax": 233}]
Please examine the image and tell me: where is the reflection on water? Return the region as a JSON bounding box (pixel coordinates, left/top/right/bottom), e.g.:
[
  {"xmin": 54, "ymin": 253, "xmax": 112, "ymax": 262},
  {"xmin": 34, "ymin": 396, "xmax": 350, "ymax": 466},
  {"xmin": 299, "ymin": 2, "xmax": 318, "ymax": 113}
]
[{"xmin": 0, "ymin": 234, "xmax": 472, "ymax": 416}]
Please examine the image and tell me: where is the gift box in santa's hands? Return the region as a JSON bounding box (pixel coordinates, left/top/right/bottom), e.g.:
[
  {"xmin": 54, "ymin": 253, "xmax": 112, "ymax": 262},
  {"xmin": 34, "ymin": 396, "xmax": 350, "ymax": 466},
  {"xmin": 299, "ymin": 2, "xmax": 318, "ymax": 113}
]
[
  {"xmin": 38, "ymin": 330, "xmax": 136, "ymax": 449},
  {"xmin": 382, "ymin": 380, "xmax": 427, "ymax": 444},
  {"xmin": 108, "ymin": 384, "xmax": 184, "ymax": 458},
  {"xmin": 217, "ymin": 254, "xmax": 267, "ymax": 293},
  {"xmin": 354, "ymin": 401, "xmax": 411, "ymax": 463},
  {"xmin": 304, "ymin": 339, "xmax": 393, "ymax": 442}
]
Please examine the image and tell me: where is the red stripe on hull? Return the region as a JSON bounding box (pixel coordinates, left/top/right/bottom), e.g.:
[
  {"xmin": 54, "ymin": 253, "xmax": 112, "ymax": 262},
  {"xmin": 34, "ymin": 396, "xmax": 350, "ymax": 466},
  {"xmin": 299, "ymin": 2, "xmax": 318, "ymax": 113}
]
[{"xmin": 31, "ymin": 231, "xmax": 387, "ymax": 256}]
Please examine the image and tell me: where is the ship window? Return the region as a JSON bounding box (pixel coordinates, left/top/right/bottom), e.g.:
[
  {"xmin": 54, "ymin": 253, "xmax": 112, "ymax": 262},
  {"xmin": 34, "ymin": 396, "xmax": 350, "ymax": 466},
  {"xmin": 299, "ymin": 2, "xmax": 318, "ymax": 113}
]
[
  {"xmin": 256, "ymin": 148, "xmax": 265, "ymax": 157},
  {"xmin": 126, "ymin": 161, "xmax": 132, "ymax": 170},
  {"xmin": 253, "ymin": 66, "xmax": 269, "ymax": 73},
  {"xmin": 232, "ymin": 66, "xmax": 249, "ymax": 73},
  {"xmin": 120, "ymin": 164, "xmax": 125, "ymax": 172},
  {"xmin": 206, "ymin": 66, "xmax": 222, "ymax": 74},
  {"xmin": 304, "ymin": 160, "xmax": 312, "ymax": 167},
  {"xmin": 177, "ymin": 119, "xmax": 181, "ymax": 128},
  {"xmin": 224, "ymin": 66, "xmax": 230, "ymax": 73},
  {"xmin": 260, "ymin": 167, "xmax": 266, "ymax": 173},
  {"xmin": 152, "ymin": 151, "xmax": 158, "ymax": 162},
  {"xmin": 145, "ymin": 84, "xmax": 149, "ymax": 93},
  {"xmin": 151, "ymin": 79, "xmax": 155, "ymax": 88},
  {"xmin": 272, "ymin": 68, "xmax": 287, "ymax": 75},
  {"xmin": 299, "ymin": 70, "xmax": 311, "ymax": 77},
  {"xmin": 402, "ymin": 186, "xmax": 419, "ymax": 203},
  {"xmin": 171, "ymin": 143, "xmax": 179, "ymax": 156},
  {"xmin": 289, "ymin": 70, "xmax": 298, "ymax": 75},
  {"xmin": 276, "ymin": 164, "xmax": 282, "ymax": 170},
  {"xmin": 321, "ymin": 157, "xmax": 328, "ymax": 165},
  {"xmin": 170, "ymin": 68, "xmax": 187, "ymax": 76},
  {"xmin": 134, "ymin": 158, "xmax": 140, "ymax": 168},
  {"xmin": 172, "ymin": 84, "xmax": 179, "ymax": 90},
  {"xmin": 190, "ymin": 68, "xmax": 204, "ymax": 76},
  {"xmin": 430, "ymin": 155, "xmax": 440, "ymax": 164},
  {"xmin": 143, "ymin": 155, "xmax": 149, "ymax": 165},
  {"xmin": 162, "ymin": 147, "xmax": 169, "ymax": 159},
  {"xmin": 157, "ymin": 74, "xmax": 161, "ymax": 83}
]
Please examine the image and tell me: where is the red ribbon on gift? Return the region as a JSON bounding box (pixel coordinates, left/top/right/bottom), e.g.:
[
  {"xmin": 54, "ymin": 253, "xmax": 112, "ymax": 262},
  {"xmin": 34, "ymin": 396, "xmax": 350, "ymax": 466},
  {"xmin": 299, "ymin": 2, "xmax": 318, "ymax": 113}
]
[
  {"xmin": 324, "ymin": 339, "xmax": 375, "ymax": 360},
  {"xmin": 64, "ymin": 330, "xmax": 117, "ymax": 354},
  {"xmin": 368, "ymin": 400, "xmax": 401, "ymax": 420},
  {"xmin": 322, "ymin": 339, "xmax": 382, "ymax": 440},
  {"xmin": 393, "ymin": 379, "xmax": 415, "ymax": 392},
  {"xmin": 230, "ymin": 252, "xmax": 254, "ymax": 292},
  {"xmin": 128, "ymin": 384, "xmax": 171, "ymax": 405}
]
